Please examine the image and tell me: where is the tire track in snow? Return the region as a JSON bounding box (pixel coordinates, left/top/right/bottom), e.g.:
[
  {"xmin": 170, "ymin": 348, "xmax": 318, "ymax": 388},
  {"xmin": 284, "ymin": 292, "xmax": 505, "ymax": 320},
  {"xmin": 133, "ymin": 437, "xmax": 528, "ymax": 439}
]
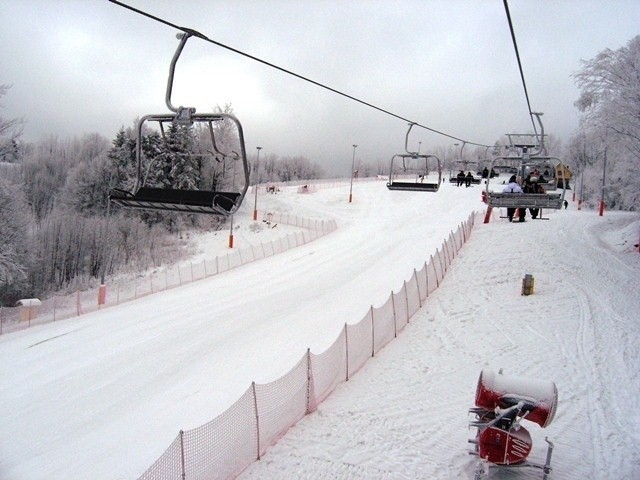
[{"xmin": 551, "ymin": 212, "xmax": 639, "ymax": 479}]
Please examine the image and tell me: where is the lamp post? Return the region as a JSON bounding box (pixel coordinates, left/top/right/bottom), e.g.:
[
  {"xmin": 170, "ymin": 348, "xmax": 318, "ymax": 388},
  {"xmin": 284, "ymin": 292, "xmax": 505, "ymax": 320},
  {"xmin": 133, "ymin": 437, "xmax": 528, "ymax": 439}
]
[
  {"xmin": 452, "ymin": 143, "xmax": 459, "ymax": 178},
  {"xmin": 349, "ymin": 144, "xmax": 358, "ymax": 203},
  {"xmin": 253, "ymin": 146, "xmax": 262, "ymax": 221}
]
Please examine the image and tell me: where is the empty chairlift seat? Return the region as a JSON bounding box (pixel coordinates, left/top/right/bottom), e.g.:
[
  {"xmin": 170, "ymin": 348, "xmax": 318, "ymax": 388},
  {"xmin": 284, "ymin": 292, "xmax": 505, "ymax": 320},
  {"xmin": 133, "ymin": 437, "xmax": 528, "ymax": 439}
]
[{"xmin": 109, "ymin": 187, "xmax": 242, "ymax": 215}]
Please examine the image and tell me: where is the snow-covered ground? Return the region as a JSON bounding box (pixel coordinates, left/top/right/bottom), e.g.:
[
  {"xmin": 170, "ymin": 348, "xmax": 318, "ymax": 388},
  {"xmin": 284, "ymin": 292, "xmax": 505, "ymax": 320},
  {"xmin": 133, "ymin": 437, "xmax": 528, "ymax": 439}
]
[{"xmin": 1, "ymin": 179, "xmax": 638, "ymax": 480}]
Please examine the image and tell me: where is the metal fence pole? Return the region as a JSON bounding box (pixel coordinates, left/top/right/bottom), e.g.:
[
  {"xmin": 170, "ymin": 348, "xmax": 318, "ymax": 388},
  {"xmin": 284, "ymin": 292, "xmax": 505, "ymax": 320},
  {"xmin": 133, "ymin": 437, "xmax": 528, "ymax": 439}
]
[
  {"xmin": 252, "ymin": 382, "xmax": 261, "ymax": 460},
  {"xmin": 179, "ymin": 430, "xmax": 186, "ymax": 480}
]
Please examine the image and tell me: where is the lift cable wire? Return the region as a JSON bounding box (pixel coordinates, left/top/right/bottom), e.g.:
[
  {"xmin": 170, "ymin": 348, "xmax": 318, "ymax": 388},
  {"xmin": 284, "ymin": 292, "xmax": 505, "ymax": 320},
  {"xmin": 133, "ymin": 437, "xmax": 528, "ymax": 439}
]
[
  {"xmin": 108, "ymin": 0, "xmax": 494, "ymax": 149},
  {"xmin": 503, "ymin": 0, "xmax": 539, "ymax": 136}
]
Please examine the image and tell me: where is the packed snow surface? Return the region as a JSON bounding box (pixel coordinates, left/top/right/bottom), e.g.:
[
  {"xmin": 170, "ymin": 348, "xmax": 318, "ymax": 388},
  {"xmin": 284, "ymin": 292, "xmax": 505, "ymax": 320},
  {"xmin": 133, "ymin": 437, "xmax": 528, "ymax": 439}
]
[{"xmin": 1, "ymin": 180, "xmax": 638, "ymax": 479}]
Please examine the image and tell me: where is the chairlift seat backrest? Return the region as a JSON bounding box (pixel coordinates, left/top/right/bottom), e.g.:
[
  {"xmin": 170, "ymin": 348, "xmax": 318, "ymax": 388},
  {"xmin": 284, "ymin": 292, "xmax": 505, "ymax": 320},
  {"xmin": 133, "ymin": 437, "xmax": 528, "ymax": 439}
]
[
  {"xmin": 487, "ymin": 192, "xmax": 563, "ymax": 209},
  {"xmin": 109, "ymin": 112, "xmax": 249, "ymax": 216}
]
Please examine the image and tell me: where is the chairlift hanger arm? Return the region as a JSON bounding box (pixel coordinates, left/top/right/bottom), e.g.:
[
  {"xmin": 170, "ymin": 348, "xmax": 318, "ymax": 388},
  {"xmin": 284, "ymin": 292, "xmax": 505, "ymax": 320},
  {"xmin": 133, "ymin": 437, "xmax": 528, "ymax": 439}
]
[
  {"xmin": 531, "ymin": 112, "xmax": 546, "ymax": 156},
  {"xmin": 459, "ymin": 141, "xmax": 467, "ymax": 160},
  {"xmin": 164, "ymin": 32, "xmax": 197, "ymax": 125},
  {"xmin": 405, "ymin": 122, "xmax": 418, "ymax": 155}
]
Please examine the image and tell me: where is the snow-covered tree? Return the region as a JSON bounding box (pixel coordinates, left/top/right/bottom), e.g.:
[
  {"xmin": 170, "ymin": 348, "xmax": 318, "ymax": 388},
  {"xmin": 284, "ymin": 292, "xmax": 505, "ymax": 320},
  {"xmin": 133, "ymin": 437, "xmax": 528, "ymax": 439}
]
[
  {"xmin": 61, "ymin": 154, "xmax": 113, "ymax": 215},
  {"xmin": 572, "ymin": 35, "xmax": 640, "ymax": 210},
  {"xmin": 0, "ymin": 178, "xmax": 31, "ymax": 302}
]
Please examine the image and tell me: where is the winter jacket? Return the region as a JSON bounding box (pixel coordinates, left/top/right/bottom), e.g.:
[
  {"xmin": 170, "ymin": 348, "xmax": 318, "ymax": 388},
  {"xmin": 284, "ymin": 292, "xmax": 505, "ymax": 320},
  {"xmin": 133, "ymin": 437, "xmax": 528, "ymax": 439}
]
[{"xmin": 502, "ymin": 181, "xmax": 523, "ymax": 193}]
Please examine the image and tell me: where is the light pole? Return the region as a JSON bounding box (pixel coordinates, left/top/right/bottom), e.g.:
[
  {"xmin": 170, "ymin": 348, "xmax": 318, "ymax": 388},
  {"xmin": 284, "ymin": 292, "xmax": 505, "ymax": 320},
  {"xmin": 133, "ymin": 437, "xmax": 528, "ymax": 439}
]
[
  {"xmin": 452, "ymin": 143, "xmax": 459, "ymax": 178},
  {"xmin": 349, "ymin": 144, "xmax": 357, "ymax": 203},
  {"xmin": 253, "ymin": 146, "xmax": 262, "ymax": 221}
]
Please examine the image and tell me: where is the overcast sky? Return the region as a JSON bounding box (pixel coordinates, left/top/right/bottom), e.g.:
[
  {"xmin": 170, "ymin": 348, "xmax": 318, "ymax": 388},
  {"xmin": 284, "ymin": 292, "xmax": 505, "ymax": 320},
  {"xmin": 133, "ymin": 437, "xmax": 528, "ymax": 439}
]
[{"xmin": 1, "ymin": 0, "xmax": 639, "ymax": 174}]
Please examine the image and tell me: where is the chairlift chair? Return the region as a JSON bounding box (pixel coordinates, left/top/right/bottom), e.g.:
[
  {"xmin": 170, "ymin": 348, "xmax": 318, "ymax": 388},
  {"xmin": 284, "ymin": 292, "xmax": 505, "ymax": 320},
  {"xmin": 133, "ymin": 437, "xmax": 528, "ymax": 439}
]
[
  {"xmin": 449, "ymin": 142, "xmax": 481, "ymax": 184},
  {"xmin": 483, "ymin": 114, "xmax": 568, "ymax": 222},
  {"xmin": 109, "ymin": 33, "xmax": 250, "ymax": 216},
  {"xmin": 386, "ymin": 123, "xmax": 442, "ymax": 192}
]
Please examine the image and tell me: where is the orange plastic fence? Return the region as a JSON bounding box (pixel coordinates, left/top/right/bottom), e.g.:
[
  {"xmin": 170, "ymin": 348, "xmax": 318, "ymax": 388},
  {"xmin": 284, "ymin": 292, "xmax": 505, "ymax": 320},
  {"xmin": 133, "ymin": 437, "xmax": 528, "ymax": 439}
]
[
  {"xmin": 133, "ymin": 211, "xmax": 477, "ymax": 480},
  {"xmin": 0, "ymin": 212, "xmax": 337, "ymax": 335}
]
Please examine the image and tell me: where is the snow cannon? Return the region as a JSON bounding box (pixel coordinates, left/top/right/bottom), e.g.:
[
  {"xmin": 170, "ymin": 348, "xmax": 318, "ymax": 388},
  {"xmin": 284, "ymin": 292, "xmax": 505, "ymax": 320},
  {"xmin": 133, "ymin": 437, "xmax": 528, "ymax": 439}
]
[
  {"xmin": 475, "ymin": 369, "xmax": 557, "ymax": 428},
  {"xmin": 469, "ymin": 369, "xmax": 557, "ymax": 479}
]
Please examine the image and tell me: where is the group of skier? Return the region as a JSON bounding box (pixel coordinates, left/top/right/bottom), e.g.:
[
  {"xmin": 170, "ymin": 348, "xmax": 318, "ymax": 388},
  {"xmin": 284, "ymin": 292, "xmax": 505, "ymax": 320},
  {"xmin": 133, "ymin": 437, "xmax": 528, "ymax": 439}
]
[
  {"xmin": 455, "ymin": 170, "xmax": 475, "ymax": 187},
  {"xmin": 502, "ymin": 174, "xmax": 546, "ymax": 222}
]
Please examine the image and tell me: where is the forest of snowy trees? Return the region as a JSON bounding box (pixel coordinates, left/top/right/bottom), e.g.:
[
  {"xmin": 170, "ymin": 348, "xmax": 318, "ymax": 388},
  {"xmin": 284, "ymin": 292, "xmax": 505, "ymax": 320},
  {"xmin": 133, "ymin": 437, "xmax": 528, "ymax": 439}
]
[
  {"xmin": 567, "ymin": 35, "xmax": 640, "ymax": 211},
  {"xmin": 1, "ymin": 36, "xmax": 638, "ymax": 305},
  {"xmin": 0, "ymin": 101, "xmax": 325, "ymax": 305}
]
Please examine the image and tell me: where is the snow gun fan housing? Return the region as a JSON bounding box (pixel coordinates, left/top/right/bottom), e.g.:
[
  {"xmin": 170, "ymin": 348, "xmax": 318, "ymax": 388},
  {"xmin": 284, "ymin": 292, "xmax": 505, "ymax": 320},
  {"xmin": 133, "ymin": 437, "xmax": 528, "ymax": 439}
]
[
  {"xmin": 469, "ymin": 369, "xmax": 557, "ymax": 479},
  {"xmin": 475, "ymin": 369, "xmax": 558, "ymax": 429}
]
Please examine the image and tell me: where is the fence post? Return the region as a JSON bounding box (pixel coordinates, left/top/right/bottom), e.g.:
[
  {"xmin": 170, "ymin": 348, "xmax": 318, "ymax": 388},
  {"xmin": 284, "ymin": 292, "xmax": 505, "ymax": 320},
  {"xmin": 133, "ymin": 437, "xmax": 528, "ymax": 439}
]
[
  {"xmin": 252, "ymin": 381, "xmax": 261, "ymax": 460},
  {"xmin": 436, "ymin": 247, "xmax": 445, "ymax": 278},
  {"xmin": 391, "ymin": 291, "xmax": 397, "ymax": 337},
  {"xmin": 179, "ymin": 430, "xmax": 186, "ymax": 480},
  {"xmin": 76, "ymin": 290, "xmax": 81, "ymax": 317},
  {"xmin": 450, "ymin": 232, "xmax": 455, "ymax": 258},
  {"xmin": 442, "ymin": 241, "xmax": 449, "ymax": 271},
  {"xmin": 431, "ymin": 254, "xmax": 439, "ymax": 288},
  {"xmin": 424, "ymin": 261, "xmax": 429, "ymax": 298},
  {"xmin": 370, "ymin": 306, "xmax": 375, "ymax": 357},
  {"xmin": 403, "ymin": 281, "xmax": 410, "ymax": 324},
  {"xmin": 414, "ymin": 269, "xmax": 422, "ymax": 307},
  {"xmin": 306, "ymin": 348, "xmax": 317, "ymax": 414},
  {"xmin": 344, "ymin": 323, "xmax": 350, "ymax": 381}
]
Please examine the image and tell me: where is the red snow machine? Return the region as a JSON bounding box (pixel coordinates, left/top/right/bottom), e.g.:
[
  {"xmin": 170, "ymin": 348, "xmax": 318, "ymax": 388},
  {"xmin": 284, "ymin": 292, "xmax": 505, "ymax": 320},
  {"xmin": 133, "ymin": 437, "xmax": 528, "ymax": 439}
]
[{"xmin": 468, "ymin": 369, "xmax": 557, "ymax": 479}]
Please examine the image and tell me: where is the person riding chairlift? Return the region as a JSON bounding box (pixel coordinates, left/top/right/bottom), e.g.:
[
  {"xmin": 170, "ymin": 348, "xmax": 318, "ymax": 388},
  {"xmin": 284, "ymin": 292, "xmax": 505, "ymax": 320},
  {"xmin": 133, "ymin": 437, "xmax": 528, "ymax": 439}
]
[
  {"xmin": 465, "ymin": 171, "xmax": 474, "ymax": 188},
  {"xmin": 502, "ymin": 175, "xmax": 525, "ymax": 222}
]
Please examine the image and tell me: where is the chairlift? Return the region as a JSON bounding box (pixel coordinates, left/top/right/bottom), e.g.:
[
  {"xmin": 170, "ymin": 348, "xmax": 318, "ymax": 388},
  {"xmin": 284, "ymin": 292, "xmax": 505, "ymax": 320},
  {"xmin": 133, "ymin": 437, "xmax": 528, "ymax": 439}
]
[
  {"xmin": 483, "ymin": 113, "xmax": 568, "ymax": 222},
  {"xmin": 386, "ymin": 123, "xmax": 442, "ymax": 192},
  {"xmin": 109, "ymin": 33, "xmax": 250, "ymax": 215},
  {"xmin": 449, "ymin": 142, "xmax": 482, "ymax": 185}
]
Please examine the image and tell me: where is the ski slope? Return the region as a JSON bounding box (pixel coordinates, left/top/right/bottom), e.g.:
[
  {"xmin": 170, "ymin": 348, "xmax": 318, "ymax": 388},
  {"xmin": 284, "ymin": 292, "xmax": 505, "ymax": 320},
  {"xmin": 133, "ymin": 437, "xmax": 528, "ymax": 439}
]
[{"xmin": 1, "ymin": 180, "xmax": 639, "ymax": 480}]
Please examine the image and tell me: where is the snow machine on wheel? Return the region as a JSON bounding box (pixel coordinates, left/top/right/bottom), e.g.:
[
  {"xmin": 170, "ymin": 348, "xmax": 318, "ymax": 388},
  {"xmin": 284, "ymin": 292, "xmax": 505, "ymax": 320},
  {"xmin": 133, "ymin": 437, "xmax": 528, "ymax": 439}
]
[{"xmin": 468, "ymin": 369, "xmax": 557, "ymax": 479}]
